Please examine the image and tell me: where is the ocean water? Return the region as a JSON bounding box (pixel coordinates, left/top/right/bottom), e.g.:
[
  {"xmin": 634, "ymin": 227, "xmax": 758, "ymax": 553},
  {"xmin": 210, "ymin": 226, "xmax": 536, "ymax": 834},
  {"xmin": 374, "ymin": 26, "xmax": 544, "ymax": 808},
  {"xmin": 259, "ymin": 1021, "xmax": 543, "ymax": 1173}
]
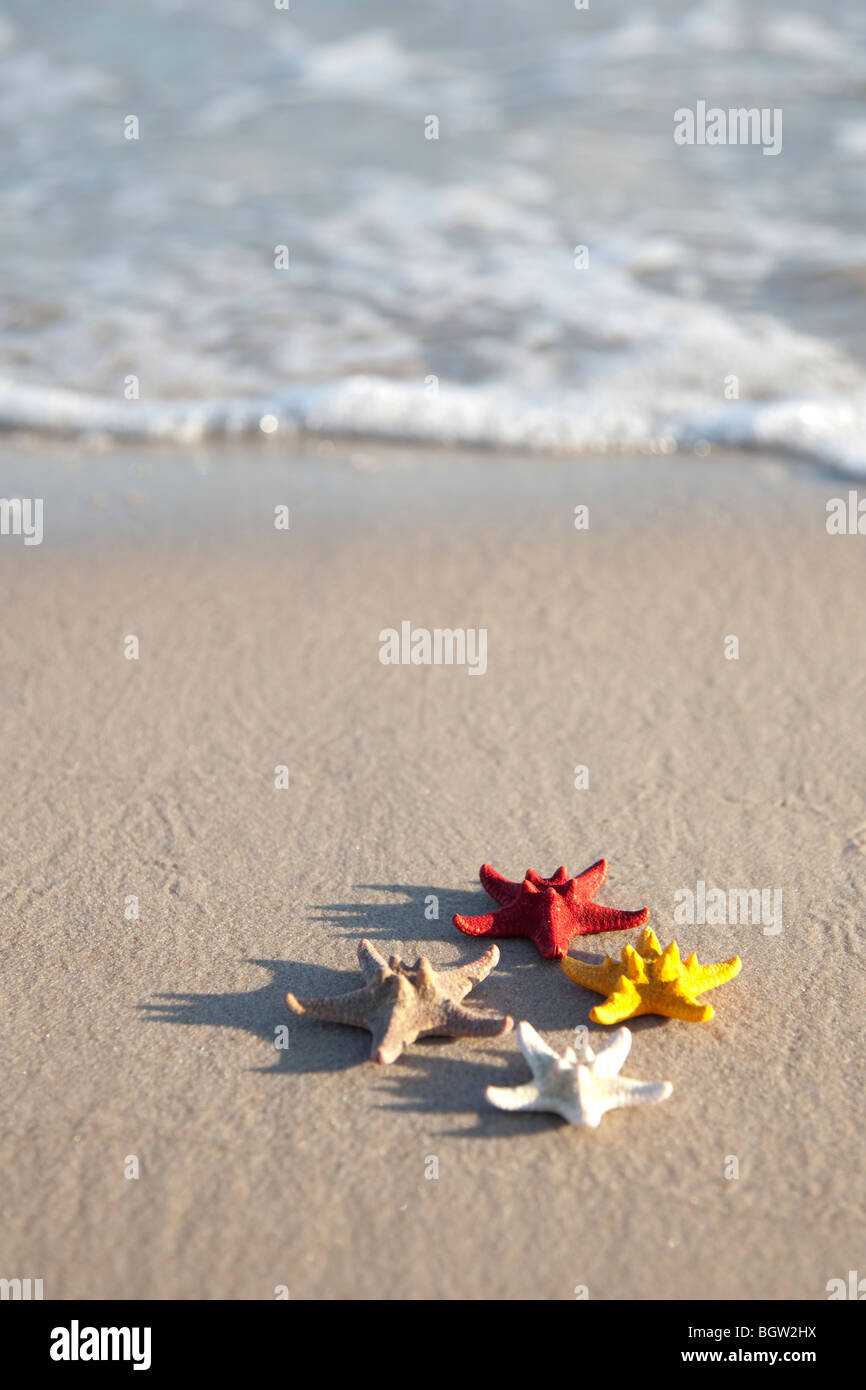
[{"xmin": 2, "ymin": 0, "xmax": 866, "ymax": 473}]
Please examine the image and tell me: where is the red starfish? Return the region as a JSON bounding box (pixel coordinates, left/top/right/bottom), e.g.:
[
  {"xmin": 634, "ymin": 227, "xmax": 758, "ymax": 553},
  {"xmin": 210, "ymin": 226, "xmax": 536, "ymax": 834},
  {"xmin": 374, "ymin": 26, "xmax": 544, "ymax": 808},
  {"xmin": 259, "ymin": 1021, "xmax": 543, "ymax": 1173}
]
[{"xmin": 453, "ymin": 860, "xmax": 650, "ymax": 960}]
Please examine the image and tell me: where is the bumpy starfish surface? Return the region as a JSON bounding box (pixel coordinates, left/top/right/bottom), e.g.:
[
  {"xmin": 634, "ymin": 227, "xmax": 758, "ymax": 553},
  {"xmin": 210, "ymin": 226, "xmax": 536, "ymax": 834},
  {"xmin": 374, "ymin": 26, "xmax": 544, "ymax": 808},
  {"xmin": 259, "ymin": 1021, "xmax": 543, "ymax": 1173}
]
[
  {"xmin": 486, "ymin": 1023, "xmax": 672, "ymax": 1128},
  {"xmin": 561, "ymin": 925, "xmax": 742, "ymax": 1023},
  {"xmin": 286, "ymin": 939, "xmax": 513, "ymax": 1063},
  {"xmin": 453, "ymin": 860, "xmax": 649, "ymax": 960}
]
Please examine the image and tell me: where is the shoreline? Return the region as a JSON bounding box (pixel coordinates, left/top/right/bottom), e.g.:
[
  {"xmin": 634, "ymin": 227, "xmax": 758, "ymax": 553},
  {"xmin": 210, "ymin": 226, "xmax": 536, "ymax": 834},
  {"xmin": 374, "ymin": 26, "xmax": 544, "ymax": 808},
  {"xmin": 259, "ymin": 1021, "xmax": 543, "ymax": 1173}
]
[{"xmin": 0, "ymin": 436, "xmax": 848, "ymax": 547}]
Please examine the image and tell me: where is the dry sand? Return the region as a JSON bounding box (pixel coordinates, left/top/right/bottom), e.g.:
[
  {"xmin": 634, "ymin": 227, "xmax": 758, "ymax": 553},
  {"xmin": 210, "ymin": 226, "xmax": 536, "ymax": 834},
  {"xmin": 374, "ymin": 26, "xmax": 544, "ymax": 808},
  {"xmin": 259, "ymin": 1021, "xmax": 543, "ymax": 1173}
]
[{"xmin": 0, "ymin": 444, "xmax": 863, "ymax": 1300}]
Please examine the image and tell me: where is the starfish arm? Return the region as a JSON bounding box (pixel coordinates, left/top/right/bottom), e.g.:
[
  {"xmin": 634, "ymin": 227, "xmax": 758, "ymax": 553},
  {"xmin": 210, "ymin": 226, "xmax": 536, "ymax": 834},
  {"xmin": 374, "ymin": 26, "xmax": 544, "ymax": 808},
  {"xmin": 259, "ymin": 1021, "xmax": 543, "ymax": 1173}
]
[
  {"xmin": 658, "ymin": 994, "xmax": 714, "ymax": 1022},
  {"xmin": 590, "ymin": 977, "xmax": 642, "ymax": 1025},
  {"xmin": 683, "ymin": 956, "xmax": 742, "ymax": 994},
  {"xmin": 591, "ymin": 1026, "xmax": 632, "ymax": 1077},
  {"xmin": 285, "ymin": 983, "xmax": 377, "ymax": 1026},
  {"xmin": 570, "ymin": 858, "xmax": 609, "ymax": 898},
  {"xmin": 369, "ymin": 1012, "xmax": 415, "ymax": 1064},
  {"xmin": 573, "ymin": 901, "xmax": 650, "ymax": 935},
  {"xmin": 560, "ymin": 954, "xmax": 618, "ymax": 993},
  {"xmin": 515, "ymin": 1020, "xmax": 560, "ymax": 1074},
  {"xmin": 479, "ymin": 863, "xmax": 522, "ymax": 906},
  {"xmin": 431, "ymin": 1003, "xmax": 513, "ymax": 1039},
  {"xmin": 486, "ymin": 1082, "xmax": 542, "ymax": 1113},
  {"xmin": 605, "ymin": 1077, "xmax": 673, "ymax": 1110},
  {"xmin": 357, "ymin": 938, "xmax": 390, "ymax": 980},
  {"xmin": 439, "ymin": 943, "xmax": 501, "ymax": 998},
  {"xmin": 453, "ymin": 901, "xmax": 527, "ymax": 938}
]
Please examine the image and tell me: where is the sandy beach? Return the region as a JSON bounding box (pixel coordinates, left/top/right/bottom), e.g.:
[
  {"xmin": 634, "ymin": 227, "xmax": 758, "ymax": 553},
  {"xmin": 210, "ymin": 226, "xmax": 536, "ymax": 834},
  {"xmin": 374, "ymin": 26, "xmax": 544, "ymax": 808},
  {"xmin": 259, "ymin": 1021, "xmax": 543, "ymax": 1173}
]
[{"xmin": 0, "ymin": 442, "xmax": 862, "ymax": 1300}]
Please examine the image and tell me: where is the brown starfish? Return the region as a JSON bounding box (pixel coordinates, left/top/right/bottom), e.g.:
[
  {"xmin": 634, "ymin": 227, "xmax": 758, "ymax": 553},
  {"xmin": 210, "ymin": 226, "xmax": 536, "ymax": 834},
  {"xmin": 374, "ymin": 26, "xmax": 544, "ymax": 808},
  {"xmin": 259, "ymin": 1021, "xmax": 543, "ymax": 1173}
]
[{"xmin": 286, "ymin": 938, "xmax": 513, "ymax": 1063}]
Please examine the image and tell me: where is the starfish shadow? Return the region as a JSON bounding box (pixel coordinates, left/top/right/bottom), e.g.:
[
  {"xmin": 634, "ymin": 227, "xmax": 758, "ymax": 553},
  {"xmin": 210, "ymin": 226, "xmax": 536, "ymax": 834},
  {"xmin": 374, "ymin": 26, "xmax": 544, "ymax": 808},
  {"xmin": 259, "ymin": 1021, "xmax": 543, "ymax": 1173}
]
[
  {"xmin": 140, "ymin": 957, "xmax": 376, "ymax": 1074},
  {"xmin": 472, "ymin": 939, "xmax": 674, "ymax": 1038},
  {"xmin": 314, "ymin": 887, "xmax": 674, "ymax": 1036},
  {"xmin": 310, "ymin": 881, "xmax": 489, "ymax": 948},
  {"xmin": 373, "ymin": 1048, "xmax": 565, "ymax": 1137},
  {"xmin": 310, "ymin": 882, "xmax": 648, "ymax": 1030}
]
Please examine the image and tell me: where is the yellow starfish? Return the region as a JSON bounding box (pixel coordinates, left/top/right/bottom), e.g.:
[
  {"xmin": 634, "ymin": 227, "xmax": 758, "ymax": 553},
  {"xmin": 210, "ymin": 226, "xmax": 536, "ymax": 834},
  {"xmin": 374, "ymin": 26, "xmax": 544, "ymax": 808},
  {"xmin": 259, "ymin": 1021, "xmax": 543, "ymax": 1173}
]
[{"xmin": 560, "ymin": 926, "xmax": 741, "ymax": 1024}]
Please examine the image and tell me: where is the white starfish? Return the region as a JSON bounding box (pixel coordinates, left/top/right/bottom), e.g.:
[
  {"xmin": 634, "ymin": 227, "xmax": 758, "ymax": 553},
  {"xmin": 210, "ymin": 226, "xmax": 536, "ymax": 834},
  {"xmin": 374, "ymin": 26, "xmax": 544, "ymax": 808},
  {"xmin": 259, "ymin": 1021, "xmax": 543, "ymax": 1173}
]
[{"xmin": 485, "ymin": 1022, "xmax": 673, "ymax": 1128}]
